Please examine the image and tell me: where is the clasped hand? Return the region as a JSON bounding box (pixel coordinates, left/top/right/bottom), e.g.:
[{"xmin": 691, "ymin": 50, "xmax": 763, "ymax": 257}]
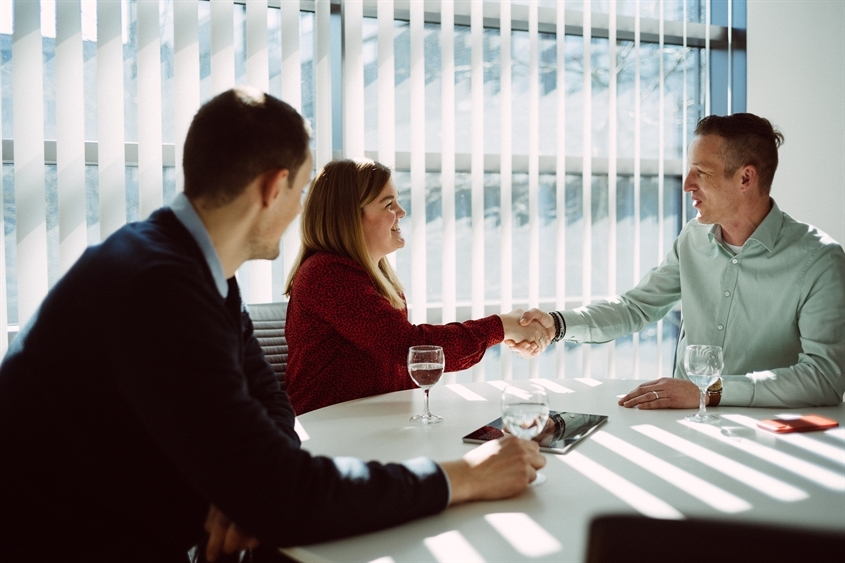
[
  {"xmin": 501, "ymin": 308, "xmax": 556, "ymax": 358},
  {"xmin": 202, "ymin": 504, "xmax": 259, "ymax": 562}
]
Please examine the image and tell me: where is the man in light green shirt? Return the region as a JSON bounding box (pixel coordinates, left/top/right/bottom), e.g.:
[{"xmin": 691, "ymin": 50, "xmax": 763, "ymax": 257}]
[{"xmin": 518, "ymin": 113, "xmax": 845, "ymax": 408}]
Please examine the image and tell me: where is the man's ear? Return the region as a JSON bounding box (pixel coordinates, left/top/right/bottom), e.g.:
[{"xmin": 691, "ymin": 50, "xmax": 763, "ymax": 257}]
[
  {"xmin": 739, "ymin": 164, "xmax": 758, "ymax": 193},
  {"xmin": 260, "ymin": 169, "xmax": 290, "ymax": 207}
]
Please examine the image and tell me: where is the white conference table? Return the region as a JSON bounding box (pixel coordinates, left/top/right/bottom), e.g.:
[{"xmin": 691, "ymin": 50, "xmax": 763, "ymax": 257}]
[{"xmin": 283, "ymin": 379, "xmax": 845, "ymax": 563}]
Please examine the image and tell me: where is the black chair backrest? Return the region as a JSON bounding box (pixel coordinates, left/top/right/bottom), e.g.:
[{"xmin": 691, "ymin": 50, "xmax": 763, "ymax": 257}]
[
  {"xmin": 247, "ymin": 301, "xmax": 288, "ymax": 385},
  {"xmin": 586, "ymin": 514, "xmax": 845, "ymax": 563}
]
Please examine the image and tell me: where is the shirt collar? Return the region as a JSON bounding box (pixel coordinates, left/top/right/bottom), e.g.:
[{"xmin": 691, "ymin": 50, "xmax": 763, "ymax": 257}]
[
  {"xmin": 707, "ymin": 198, "xmax": 783, "ymax": 254},
  {"xmin": 746, "ymin": 198, "xmax": 783, "ymax": 252},
  {"xmin": 169, "ymin": 192, "xmax": 229, "ymax": 298}
]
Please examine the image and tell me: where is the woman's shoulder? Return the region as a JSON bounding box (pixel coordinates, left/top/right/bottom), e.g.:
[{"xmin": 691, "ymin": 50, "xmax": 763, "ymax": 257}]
[
  {"xmin": 295, "ymin": 252, "xmax": 370, "ymax": 290},
  {"xmin": 300, "ymin": 252, "xmax": 366, "ymax": 274}
]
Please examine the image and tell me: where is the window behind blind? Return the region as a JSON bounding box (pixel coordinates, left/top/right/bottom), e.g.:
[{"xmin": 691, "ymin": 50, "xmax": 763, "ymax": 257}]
[{"xmin": 0, "ymin": 0, "xmax": 746, "ymax": 382}]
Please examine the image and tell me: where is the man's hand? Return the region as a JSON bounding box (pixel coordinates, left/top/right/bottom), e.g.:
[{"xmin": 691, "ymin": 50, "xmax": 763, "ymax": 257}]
[
  {"xmin": 499, "ymin": 309, "xmax": 552, "ymax": 358},
  {"xmin": 618, "ymin": 377, "xmax": 702, "ymax": 409},
  {"xmin": 440, "ymin": 435, "xmax": 546, "ymax": 504},
  {"xmin": 204, "ymin": 504, "xmax": 259, "ymax": 562},
  {"xmin": 518, "ymin": 308, "xmax": 556, "ymax": 334},
  {"xmin": 503, "ymin": 309, "xmax": 556, "ymax": 355}
]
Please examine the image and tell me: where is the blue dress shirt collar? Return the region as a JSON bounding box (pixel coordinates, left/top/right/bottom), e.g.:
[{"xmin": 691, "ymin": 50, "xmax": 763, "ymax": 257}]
[{"xmin": 169, "ymin": 192, "xmax": 229, "ymax": 299}]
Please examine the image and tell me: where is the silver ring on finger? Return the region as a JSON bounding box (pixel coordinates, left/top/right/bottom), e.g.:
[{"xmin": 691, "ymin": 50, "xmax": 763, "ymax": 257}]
[{"xmin": 653, "ymin": 390, "xmax": 660, "ymax": 400}]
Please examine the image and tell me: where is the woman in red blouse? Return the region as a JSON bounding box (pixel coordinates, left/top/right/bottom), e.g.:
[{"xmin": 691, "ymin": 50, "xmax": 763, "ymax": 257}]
[{"xmin": 284, "ymin": 159, "xmax": 549, "ymax": 414}]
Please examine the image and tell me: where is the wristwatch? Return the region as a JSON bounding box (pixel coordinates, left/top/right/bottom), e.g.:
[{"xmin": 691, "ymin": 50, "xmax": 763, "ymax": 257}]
[{"xmin": 707, "ymin": 378, "xmax": 723, "ymax": 407}]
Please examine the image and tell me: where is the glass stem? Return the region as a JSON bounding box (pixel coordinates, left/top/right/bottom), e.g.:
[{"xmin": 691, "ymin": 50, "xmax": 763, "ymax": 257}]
[
  {"xmin": 423, "ymin": 389, "xmax": 431, "ymax": 417},
  {"xmin": 698, "ymin": 387, "xmax": 707, "ymax": 417}
]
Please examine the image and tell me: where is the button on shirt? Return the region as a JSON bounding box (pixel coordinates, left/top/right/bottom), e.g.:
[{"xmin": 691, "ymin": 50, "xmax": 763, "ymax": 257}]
[{"xmin": 560, "ymin": 199, "xmax": 845, "ymax": 407}]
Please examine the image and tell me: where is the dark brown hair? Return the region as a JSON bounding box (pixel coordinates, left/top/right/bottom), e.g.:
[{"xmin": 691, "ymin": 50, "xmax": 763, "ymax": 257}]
[
  {"xmin": 694, "ymin": 113, "xmax": 784, "ymax": 194},
  {"xmin": 182, "ymin": 87, "xmax": 310, "ymax": 207}
]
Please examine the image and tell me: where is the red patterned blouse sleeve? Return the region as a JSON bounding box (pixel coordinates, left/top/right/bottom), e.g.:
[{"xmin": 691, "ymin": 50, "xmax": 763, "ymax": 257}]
[{"xmin": 295, "ymin": 254, "xmax": 503, "ymax": 374}]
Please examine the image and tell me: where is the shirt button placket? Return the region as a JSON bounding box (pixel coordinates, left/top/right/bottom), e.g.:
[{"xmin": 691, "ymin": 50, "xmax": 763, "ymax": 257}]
[{"xmin": 715, "ymin": 256, "xmax": 740, "ymax": 345}]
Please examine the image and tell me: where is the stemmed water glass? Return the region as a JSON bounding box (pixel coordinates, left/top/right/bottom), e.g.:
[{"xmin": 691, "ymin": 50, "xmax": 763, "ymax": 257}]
[
  {"xmin": 408, "ymin": 345, "xmax": 445, "ymax": 424},
  {"xmin": 501, "ymin": 384, "xmax": 550, "ymax": 485},
  {"xmin": 685, "ymin": 344, "xmax": 724, "ymax": 424}
]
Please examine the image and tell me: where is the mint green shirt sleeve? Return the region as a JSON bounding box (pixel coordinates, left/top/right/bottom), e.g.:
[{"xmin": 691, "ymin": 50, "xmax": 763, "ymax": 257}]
[
  {"xmin": 559, "ymin": 235, "xmax": 682, "ymax": 344},
  {"xmin": 559, "ymin": 200, "xmax": 845, "ymax": 408}
]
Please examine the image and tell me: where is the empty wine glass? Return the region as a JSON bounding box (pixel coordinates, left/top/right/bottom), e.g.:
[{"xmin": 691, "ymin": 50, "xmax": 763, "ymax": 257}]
[
  {"xmin": 408, "ymin": 345, "xmax": 445, "ymax": 424},
  {"xmin": 685, "ymin": 344, "xmax": 724, "ymax": 424},
  {"xmin": 501, "ymin": 384, "xmax": 550, "ymax": 485}
]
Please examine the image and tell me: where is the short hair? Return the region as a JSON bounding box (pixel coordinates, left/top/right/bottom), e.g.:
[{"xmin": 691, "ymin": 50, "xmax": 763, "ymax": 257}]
[
  {"xmin": 182, "ymin": 87, "xmax": 310, "ymax": 207},
  {"xmin": 694, "ymin": 113, "xmax": 784, "ymax": 194},
  {"xmin": 285, "ymin": 159, "xmax": 405, "ymax": 309}
]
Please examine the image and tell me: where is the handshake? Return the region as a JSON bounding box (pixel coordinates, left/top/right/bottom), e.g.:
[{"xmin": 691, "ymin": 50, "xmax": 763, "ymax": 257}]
[{"xmin": 498, "ymin": 308, "xmax": 555, "ymax": 359}]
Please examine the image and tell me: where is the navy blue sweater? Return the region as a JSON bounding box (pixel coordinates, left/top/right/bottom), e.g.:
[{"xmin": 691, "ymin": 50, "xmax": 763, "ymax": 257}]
[{"xmin": 0, "ymin": 209, "xmax": 447, "ymax": 562}]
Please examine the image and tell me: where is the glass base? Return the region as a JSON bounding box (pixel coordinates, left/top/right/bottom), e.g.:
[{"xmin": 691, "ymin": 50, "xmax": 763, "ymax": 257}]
[
  {"xmin": 530, "ymin": 471, "xmax": 547, "ymax": 487},
  {"xmin": 410, "ymin": 413, "xmax": 443, "ymax": 425},
  {"xmin": 685, "ymin": 413, "xmax": 720, "ymax": 424}
]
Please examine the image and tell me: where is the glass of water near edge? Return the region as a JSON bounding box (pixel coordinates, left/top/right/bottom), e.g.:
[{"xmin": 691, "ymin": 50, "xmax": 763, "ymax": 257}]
[
  {"xmin": 501, "ymin": 384, "xmax": 550, "ymax": 485},
  {"xmin": 685, "ymin": 344, "xmax": 724, "ymax": 424},
  {"xmin": 408, "ymin": 345, "xmax": 445, "ymax": 425}
]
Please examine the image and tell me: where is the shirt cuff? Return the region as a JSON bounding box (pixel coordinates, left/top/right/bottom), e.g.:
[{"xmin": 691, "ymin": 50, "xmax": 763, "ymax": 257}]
[
  {"xmin": 720, "ymin": 374, "xmax": 754, "ymax": 406},
  {"xmin": 559, "ymin": 310, "xmax": 587, "ymax": 341},
  {"xmin": 436, "ymin": 462, "xmax": 452, "ymax": 507}
]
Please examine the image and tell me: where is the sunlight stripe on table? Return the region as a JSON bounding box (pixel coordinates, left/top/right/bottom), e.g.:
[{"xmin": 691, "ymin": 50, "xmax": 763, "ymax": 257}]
[
  {"xmin": 424, "ymin": 530, "xmax": 486, "ymax": 563},
  {"xmin": 680, "ymin": 420, "xmax": 845, "ymax": 491},
  {"xmin": 557, "ymin": 451, "xmax": 683, "ymax": 519},
  {"xmin": 445, "ymin": 384, "xmax": 487, "ymax": 402},
  {"xmin": 575, "ymin": 378, "xmax": 603, "ymax": 387},
  {"xmin": 485, "ymin": 513, "xmax": 562, "ymax": 558},
  {"xmin": 533, "ymin": 379, "xmax": 574, "ymax": 394},
  {"xmin": 294, "ymin": 418, "xmax": 310, "ymax": 442},
  {"xmin": 486, "ymin": 380, "xmax": 510, "ymax": 391},
  {"xmin": 721, "ymin": 414, "xmax": 845, "ymax": 466},
  {"xmin": 633, "ymin": 424, "xmax": 807, "ymax": 502},
  {"xmin": 591, "ymin": 431, "xmax": 751, "ymax": 513}
]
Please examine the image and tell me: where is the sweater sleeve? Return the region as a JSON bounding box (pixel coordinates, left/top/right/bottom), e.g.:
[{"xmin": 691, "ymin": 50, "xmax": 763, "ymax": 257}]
[
  {"xmin": 112, "ymin": 264, "xmax": 449, "ymax": 547},
  {"xmin": 296, "ymin": 255, "xmax": 504, "ymax": 373}
]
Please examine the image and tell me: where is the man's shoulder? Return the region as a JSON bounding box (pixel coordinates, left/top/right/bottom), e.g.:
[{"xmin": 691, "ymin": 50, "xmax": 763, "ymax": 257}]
[
  {"xmin": 72, "ymin": 209, "xmax": 209, "ymax": 292},
  {"xmin": 674, "ymin": 218, "xmax": 714, "ymax": 249},
  {"xmin": 778, "ymin": 211, "xmax": 844, "ymax": 258}
]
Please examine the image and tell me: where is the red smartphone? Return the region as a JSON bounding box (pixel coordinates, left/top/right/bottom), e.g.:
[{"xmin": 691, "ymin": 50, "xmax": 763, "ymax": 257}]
[{"xmin": 757, "ymin": 414, "xmax": 840, "ymax": 433}]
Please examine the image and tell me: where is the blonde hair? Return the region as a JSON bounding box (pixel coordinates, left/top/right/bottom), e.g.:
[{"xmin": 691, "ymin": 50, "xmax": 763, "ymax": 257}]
[{"xmin": 285, "ymin": 159, "xmax": 406, "ymax": 309}]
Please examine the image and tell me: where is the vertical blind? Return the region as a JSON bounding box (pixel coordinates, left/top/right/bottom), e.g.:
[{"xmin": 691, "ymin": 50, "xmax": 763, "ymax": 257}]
[{"xmin": 0, "ymin": 0, "xmax": 744, "ymax": 382}]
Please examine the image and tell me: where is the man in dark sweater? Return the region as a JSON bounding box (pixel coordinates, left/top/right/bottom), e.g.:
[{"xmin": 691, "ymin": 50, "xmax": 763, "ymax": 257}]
[{"xmin": 0, "ymin": 88, "xmax": 544, "ymax": 562}]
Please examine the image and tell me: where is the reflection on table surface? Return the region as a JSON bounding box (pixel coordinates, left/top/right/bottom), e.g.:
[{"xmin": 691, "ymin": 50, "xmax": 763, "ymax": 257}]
[{"xmin": 284, "ymin": 379, "xmax": 845, "ymax": 563}]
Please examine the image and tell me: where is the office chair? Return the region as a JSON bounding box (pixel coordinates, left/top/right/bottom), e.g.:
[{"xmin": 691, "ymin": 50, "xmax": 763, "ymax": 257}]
[
  {"xmin": 246, "ymin": 301, "xmax": 289, "ymax": 385},
  {"xmin": 585, "ymin": 514, "xmax": 845, "ymax": 563}
]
